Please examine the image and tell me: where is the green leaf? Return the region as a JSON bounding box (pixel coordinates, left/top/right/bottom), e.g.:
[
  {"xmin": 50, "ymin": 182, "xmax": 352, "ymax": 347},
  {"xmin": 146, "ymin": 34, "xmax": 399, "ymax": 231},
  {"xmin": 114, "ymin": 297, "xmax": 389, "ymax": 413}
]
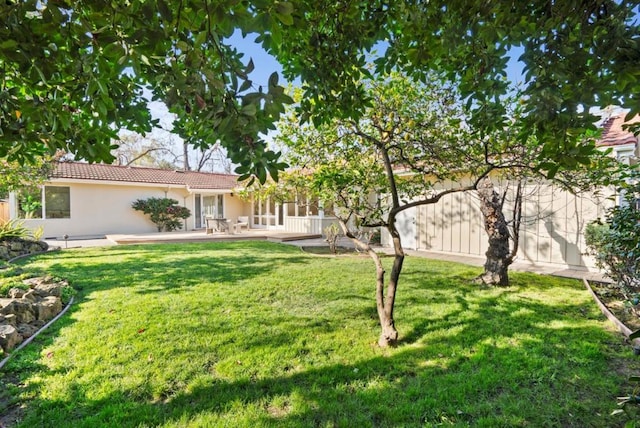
[
  {"xmin": 268, "ymin": 72, "xmax": 279, "ymax": 88},
  {"xmin": 241, "ymin": 104, "xmax": 257, "ymax": 116}
]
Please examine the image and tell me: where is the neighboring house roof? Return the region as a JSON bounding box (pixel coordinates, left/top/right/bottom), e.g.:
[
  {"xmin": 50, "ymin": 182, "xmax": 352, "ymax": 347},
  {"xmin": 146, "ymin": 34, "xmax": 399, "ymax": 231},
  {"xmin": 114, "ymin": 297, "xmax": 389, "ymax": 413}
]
[
  {"xmin": 50, "ymin": 162, "xmax": 240, "ymax": 190},
  {"xmin": 598, "ymin": 114, "xmax": 640, "ymax": 147}
]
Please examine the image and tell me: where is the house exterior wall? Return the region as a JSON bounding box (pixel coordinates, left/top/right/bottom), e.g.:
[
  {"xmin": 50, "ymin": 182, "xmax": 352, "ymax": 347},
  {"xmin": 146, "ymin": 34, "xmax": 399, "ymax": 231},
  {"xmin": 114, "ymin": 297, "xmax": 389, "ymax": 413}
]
[
  {"xmin": 384, "ymin": 181, "xmax": 614, "ymax": 271},
  {"xmin": 224, "ymin": 195, "xmax": 249, "ymax": 225},
  {"xmin": 17, "ymin": 181, "xmax": 193, "ymax": 238}
]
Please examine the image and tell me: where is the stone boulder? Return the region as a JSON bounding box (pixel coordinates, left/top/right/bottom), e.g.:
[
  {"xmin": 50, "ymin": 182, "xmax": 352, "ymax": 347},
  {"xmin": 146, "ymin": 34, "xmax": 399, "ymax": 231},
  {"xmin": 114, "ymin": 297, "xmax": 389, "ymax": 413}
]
[
  {"xmin": 8, "ymin": 288, "xmax": 26, "ymax": 298},
  {"xmin": 0, "ymin": 324, "xmax": 20, "ymax": 351},
  {"xmin": 0, "ymin": 238, "xmax": 49, "ymax": 261},
  {"xmin": 0, "ymin": 299, "xmax": 35, "ymax": 324},
  {"xmin": 0, "ymin": 276, "xmax": 69, "ymax": 353},
  {"xmin": 34, "ymin": 296, "xmax": 62, "ymax": 322}
]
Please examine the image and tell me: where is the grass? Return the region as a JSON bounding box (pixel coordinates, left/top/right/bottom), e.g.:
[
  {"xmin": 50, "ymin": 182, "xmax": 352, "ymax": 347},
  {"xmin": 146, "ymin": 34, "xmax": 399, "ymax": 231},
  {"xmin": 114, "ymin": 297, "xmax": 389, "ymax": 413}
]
[{"xmin": 1, "ymin": 240, "xmax": 639, "ymax": 427}]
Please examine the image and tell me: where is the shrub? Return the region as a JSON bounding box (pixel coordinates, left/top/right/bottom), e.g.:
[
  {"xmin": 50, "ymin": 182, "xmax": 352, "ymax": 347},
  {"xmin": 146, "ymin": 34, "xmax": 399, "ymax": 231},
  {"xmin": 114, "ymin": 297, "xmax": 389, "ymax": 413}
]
[
  {"xmin": 0, "ymin": 280, "xmax": 28, "ymax": 297},
  {"xmin": 585, "ymin": 192, "xmax": 640, "ymax": 293},
  {"xmin": 0, "ymin": 219, "xmax": 40, "ymax": 240},
  {"xmin": 132, "ymin": 197, "xmax": 191, "ymax": 232},
  {"xmin": 324, "ymin": 223, "xmax": 340, "ymax": 254}
]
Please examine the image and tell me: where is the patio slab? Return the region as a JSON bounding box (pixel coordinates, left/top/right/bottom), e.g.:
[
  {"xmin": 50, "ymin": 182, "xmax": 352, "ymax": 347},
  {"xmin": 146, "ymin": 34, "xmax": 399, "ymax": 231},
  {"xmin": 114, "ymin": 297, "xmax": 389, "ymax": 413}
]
[{"xmin": 106, "ymin": 230, "xmax": 321, "ymax": 245}]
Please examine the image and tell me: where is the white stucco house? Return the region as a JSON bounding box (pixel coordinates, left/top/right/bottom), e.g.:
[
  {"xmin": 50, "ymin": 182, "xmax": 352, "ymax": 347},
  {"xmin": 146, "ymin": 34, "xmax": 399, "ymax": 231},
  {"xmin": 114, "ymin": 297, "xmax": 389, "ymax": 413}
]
[
  {"xmin": 8, "ymin": 162, "xmax": 248, "ymax": 238},
  {"xmin": 9, "ymin": 162, "xmax": 338, "ymax": 239}
]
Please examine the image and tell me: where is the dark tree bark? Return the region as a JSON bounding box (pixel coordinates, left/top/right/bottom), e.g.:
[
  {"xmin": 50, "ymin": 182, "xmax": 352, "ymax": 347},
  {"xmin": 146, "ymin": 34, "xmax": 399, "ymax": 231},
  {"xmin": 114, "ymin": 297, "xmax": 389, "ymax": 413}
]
[
  {"xmin": 475, "ymin": 177, "xmax": 515, "ymax": 286},
  {"xmin": 183, "ymin": 142, "xmax": 191, "ymax": 171}
]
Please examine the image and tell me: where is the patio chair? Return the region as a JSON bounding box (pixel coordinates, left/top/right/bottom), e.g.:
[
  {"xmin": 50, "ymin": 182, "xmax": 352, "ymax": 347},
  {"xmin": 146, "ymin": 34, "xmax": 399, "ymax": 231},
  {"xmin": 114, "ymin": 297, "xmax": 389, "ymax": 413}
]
[
  {"xmin": 235, "ymin": 216, "xmax": 249, "ymax": 233},
  {"xmin": 205, "ymin": 216, "xmax": 231, "ymax": 234}
]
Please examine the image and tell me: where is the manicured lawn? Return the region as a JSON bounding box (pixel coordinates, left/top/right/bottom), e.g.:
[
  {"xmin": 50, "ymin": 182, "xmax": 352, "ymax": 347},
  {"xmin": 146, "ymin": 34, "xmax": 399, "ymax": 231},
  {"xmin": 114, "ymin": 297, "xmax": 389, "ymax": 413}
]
[{"xmin": 1, "ymin": 241, "xmax": 639, "ymax": 427}]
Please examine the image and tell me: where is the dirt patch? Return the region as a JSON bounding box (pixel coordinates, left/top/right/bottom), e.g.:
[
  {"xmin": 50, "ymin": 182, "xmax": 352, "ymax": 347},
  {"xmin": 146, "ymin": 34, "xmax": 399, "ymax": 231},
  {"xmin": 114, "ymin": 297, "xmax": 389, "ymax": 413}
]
[
  {"xmin": 590, "ymin": 281, "xmax": 640, "ymax": 332},
  {"xmin": 0, "ymin": 374, "xmax": 25, "ymax": 428},
  {"xmin": 301, "ymin": 246, "xmax": 366, "ymax": 256}
]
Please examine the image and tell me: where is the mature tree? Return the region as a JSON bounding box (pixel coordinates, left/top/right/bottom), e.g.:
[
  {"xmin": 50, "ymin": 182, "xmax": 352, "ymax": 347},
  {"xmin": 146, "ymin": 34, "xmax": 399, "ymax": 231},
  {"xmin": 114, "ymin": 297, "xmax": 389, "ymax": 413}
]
[
  {"xmin": 1, "ymin": 1, "xmax": 293, "ymax": 181},
  {"xmin": 276, "ymin": 71, "xmax": 629, "ymax": 344},
  {"xmin": 474, "ymin": 156, "xmax": 622, "ymax": 286},
  {"xmin": 275, "ymin": 73, "xmax": 499, "ymax": 346},
  {"xmin": 3, "ymin": 1, "xmax": 639, "ymax": 183},
  {"xmin": 470, "ymin": 104, "xmax": 624, "ymax": 286}
]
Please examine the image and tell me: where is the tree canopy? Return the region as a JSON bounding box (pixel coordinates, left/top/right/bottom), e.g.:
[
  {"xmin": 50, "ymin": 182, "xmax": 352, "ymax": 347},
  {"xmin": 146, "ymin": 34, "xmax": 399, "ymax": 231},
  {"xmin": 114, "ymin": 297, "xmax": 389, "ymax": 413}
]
[
  {"xmin": 2, "ymin": 1, "xmax": 639, "ymax": 180},
  {"xmin": 1, "ymin": 0, "xmax": 292, "ymax": 180}
]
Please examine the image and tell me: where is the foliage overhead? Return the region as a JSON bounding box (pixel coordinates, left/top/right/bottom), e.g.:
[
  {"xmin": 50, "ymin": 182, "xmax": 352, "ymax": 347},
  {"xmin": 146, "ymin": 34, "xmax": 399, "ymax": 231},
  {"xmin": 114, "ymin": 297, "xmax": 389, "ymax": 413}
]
[
  {"xmin": 2, "ymin": 1, "xmax": 639, "ymax": 181},
  {"xmin": 0, "ymin": 0, "xmax": 293, "ymax": 182},
  {"xmin": 270, "ymin": 0, "xmax": 640, "ymax": 175}
]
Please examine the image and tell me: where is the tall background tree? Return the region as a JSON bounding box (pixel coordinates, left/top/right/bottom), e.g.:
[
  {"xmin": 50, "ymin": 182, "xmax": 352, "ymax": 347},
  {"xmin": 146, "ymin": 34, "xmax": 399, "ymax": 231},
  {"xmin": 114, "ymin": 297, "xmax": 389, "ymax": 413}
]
[{"xmin": 274, "ymin": 72, "xmax": 628, "ymax": 345}]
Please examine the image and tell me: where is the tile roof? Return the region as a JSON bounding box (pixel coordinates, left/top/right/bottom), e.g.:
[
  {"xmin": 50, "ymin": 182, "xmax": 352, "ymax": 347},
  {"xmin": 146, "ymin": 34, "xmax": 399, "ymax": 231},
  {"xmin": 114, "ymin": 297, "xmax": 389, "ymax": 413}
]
[
  {"xmin": 598, "ymin": 114, "xmax": 640, "ymax": 147},
  {"xmin": 50, "ymin": 162, "xmax": 240, "ymax": 190}
]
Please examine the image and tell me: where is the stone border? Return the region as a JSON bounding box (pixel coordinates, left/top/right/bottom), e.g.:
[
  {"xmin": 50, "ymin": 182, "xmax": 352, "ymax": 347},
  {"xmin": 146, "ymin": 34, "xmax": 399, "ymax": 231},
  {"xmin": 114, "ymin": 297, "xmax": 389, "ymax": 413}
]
[
  {"xmin": 0, "ymin": 244, "xmax": 69, "ymax": 370},
  {"xmin": 583, "ymin": 278, "xmax": 640, "ymax": 350},
  {"xmin": 0, "ymin": 296, "xmax": 74, "ymax": 370}
]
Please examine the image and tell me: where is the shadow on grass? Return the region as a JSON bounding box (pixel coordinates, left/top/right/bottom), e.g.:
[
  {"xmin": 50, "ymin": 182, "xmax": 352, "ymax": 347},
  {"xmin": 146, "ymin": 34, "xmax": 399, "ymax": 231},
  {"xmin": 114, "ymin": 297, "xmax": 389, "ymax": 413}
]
[
  {"xmin": 4, "ymin": 244, "xmax": 640, "ymax": 427},
  {"xmin": 11, "ymin": 302, "xmax": 639, "ymax": 427},
  {"xmin": 22, "ymin": 241, "xmax": 309, "ymax": 296}
]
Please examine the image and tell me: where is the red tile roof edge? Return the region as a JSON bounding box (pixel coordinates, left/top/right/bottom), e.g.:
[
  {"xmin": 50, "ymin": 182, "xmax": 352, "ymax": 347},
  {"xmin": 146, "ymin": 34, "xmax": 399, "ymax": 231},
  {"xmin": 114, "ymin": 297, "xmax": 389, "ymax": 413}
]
[
  {"xmin": 598, "ymin": 114, "xmax": 640, "ymax": 147},
  {"xmin": 50, "ymin": 162, "xmax": 241, "ymax": 190}
]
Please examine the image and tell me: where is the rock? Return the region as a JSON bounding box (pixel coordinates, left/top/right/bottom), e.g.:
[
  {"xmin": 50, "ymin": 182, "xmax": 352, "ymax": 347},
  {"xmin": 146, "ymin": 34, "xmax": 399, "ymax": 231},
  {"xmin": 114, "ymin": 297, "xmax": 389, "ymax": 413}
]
[
  {"xmin": 8, "ymin": 288, "xmax": 26, "ymax": 298},
  {"xmin": 0, "ymin": 324, "xmax": 21, "ymax": 351},
  {"xmin": 0, "ymin": 238, "xmax": 49, "ymax": 261},
  {"xmin": 16, "ymin": 323, "xmax": 38, "ymax": 339},
  {"xmin": 21, "ymin": 289, "xmax": 37, "ymax": 302},
  {"xmin": 0, "ymin": 300, "xmax": 35, "ymax": 324},
  {"xmin": 3, "ymin": 314, "xmax": 16, "ymax": 326},
  {"xmin": 9, "ymin": 242, "xmax": 23, "ymax": 252},
  {"xmin": 33, "ymin": 283, "xmax": 62, "ymax": 298},
  {"xmin": 34, "ymin": 296, "xmax": 62, "ymax": 322},
  {"xmin": 0, "ymin": 274, "xmax": 68, "ymax": 351}
]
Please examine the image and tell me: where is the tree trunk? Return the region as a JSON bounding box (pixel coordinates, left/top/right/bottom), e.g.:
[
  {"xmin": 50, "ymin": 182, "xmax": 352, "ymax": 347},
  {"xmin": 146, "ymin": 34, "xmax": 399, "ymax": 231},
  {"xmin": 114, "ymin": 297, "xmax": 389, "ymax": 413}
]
[
  {"xmin": 183, "ymin": 142, "xmax": 190, "ymax": 171},
  {"xmin": 475, "ymin": 177, "xmax": 512, "ymax": 286},
  {"xmin": 338, "ymin": 219, "xmax": 400, "ymax": 347}
]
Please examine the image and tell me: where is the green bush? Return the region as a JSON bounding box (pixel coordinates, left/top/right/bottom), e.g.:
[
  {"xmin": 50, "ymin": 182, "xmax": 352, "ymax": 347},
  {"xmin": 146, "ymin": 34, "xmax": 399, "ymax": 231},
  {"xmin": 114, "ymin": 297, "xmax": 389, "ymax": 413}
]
[
  {"xmin": 585, "ymin": 190, "xmax": 640, "ymax": 293},
  {"xmin": 131, "ymin": 197, "xmax": 191, "ymax": 232},
  {"xmin": 0, "ymin": 219, "xmax": 40, "ymax": 240},
  {"xmin": 0, "ymin": 280, "xmax": 29, "ymax": 297}
]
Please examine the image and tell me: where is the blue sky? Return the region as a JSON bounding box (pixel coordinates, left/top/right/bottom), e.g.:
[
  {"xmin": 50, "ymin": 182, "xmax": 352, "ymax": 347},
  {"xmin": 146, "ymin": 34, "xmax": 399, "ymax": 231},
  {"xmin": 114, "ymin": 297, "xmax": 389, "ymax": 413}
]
[{"xmin": 229, "ymin": 31, "xmax": 528, "ymax": 91}]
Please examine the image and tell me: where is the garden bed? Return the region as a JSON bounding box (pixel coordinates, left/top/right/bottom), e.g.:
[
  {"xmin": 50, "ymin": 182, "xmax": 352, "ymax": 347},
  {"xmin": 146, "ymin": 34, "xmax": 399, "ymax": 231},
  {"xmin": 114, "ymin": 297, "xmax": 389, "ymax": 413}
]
[{"xmin": 587, "ymin": 280, "xmax": 640, "ymax": 333}]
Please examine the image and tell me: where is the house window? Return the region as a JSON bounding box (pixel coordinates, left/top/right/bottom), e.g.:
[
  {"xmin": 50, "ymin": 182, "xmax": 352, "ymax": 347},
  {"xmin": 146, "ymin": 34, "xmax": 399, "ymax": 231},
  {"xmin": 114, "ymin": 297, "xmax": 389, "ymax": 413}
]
[
  {"xmin": 18, "ymin": 189, "xmax": 43, "ymax": 219},
  {"xmin": 44, "ymin": 186, "xmax": 70, "ymax": 218},
  {"xmin": 18, "ymin": 187, "xmax": 71, "ymax": 219}
]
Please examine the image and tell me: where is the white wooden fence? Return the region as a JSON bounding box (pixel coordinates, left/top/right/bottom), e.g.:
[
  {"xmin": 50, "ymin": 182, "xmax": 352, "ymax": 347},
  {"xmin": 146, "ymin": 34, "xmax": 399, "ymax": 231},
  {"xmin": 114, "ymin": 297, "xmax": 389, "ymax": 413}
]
[{"xmin": 389, "ymin": 182, "xmax": 613, "ymax": 271}]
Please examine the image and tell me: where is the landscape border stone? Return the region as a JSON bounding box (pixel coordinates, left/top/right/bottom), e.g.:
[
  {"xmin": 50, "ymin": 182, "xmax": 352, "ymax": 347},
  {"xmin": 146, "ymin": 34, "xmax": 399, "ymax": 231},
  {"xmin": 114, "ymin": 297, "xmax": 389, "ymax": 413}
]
[
  {"xmin": 583, "ymin": 278, "xmax": 640, "ymax": 351},
  {"xmin": 0, "ymin": 239, "xmax": 70, "ymax": 369}
]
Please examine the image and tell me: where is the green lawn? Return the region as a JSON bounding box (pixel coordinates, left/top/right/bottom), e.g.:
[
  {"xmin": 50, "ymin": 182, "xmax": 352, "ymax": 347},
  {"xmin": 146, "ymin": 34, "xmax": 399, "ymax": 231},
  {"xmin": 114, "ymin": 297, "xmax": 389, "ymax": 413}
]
[{"xmin": 1, "ymin": 241, "xmax": 639, "ymax": 427}]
